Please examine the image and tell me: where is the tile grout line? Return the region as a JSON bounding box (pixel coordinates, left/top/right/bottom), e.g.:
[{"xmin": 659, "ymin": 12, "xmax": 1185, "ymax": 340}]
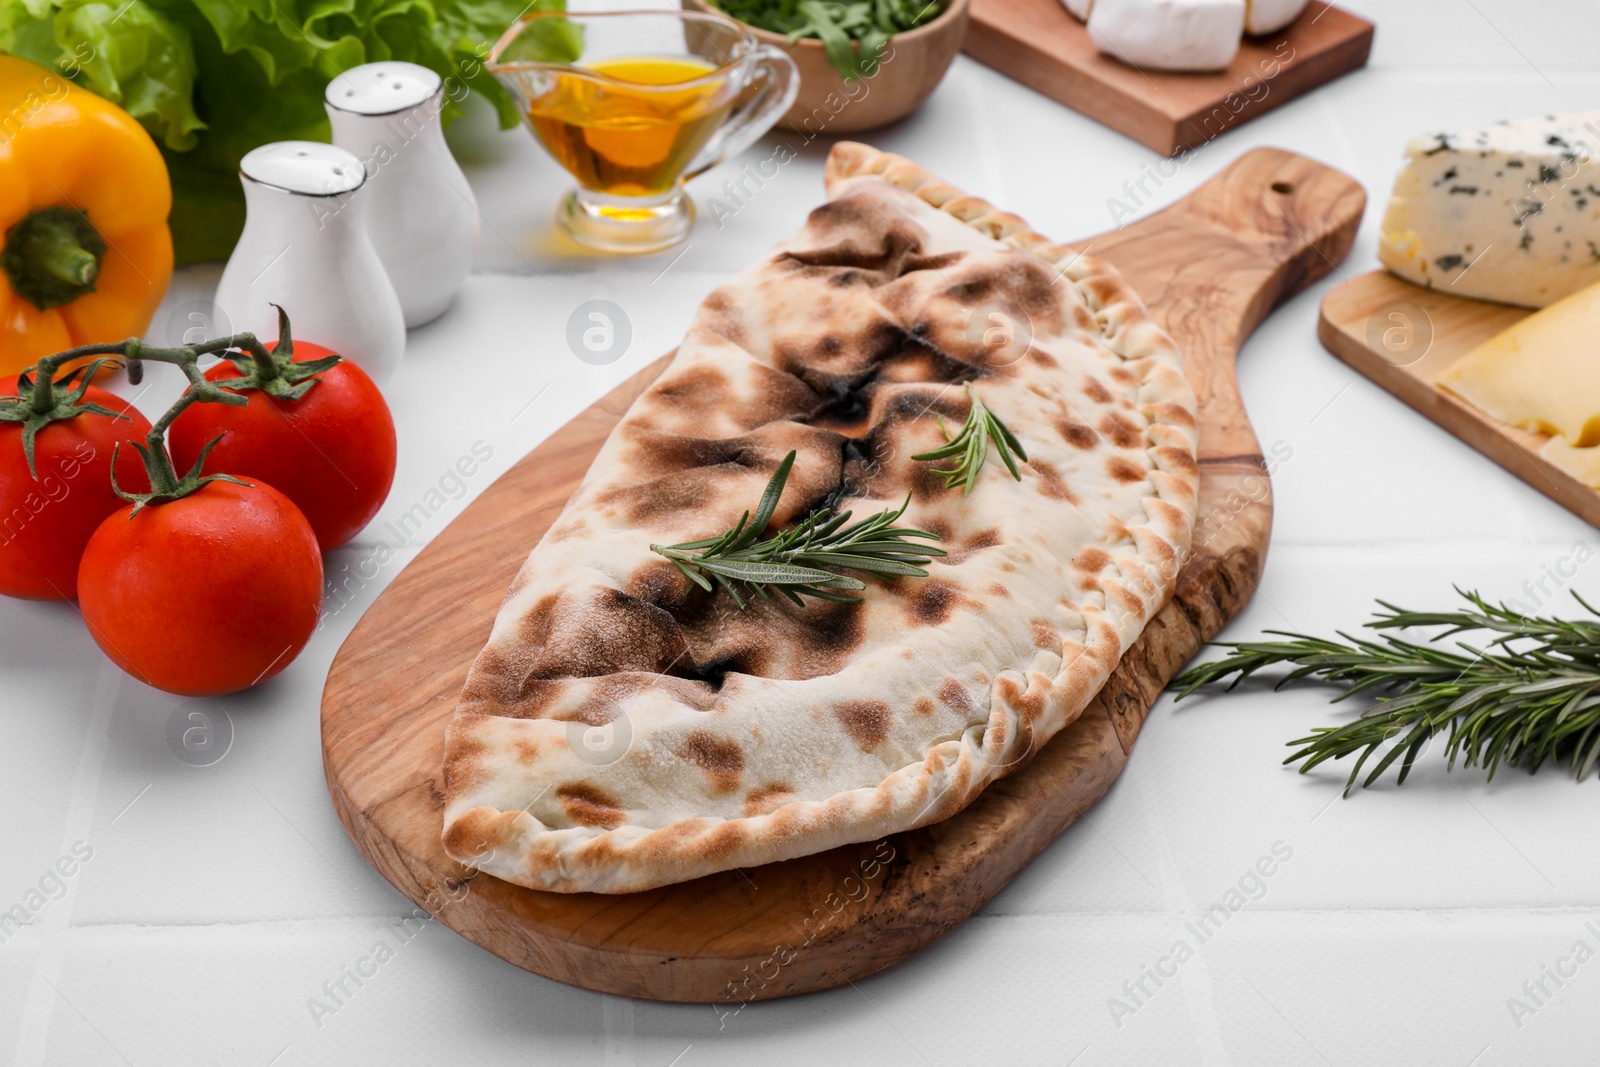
[
  {"xmin": 1128, "ymin": 768, "xmax": 1232, "ymax": 1063},
  {"xmin": 601, "ymin": 994, "xmax": 635, "ymax": 1067},
  {"xmin": 14, "ymin": 660, "xmax": 124, "ymax": 1067}
]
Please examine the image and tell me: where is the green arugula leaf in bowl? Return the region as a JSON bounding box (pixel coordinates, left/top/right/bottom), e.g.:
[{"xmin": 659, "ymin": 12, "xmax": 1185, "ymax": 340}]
[{"xmin": 709, "ymin": 0, "xmax": 946, "ymax": 81}]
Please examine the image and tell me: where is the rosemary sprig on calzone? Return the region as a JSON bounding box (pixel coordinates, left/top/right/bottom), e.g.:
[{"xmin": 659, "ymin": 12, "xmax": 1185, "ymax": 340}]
[{"xmin": 651, "ymin": 450, "xmax": 946, "ymax": 609}]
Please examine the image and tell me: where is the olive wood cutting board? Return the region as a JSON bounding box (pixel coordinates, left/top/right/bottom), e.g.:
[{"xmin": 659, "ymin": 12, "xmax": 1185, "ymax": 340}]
[
  {"xmin": 1315, "ymin": 270, "xmax": 1600, "ymax": 526},
  {"xmin": 962, "ymin": 0, "xmax": 1374, "ymax": 157},
  {"xmin": 321, "ymin": 147, "xmax": 1365, "ymax": 1003}
]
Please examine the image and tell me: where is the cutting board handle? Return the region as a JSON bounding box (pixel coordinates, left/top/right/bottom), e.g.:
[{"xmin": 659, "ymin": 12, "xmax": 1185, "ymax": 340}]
[
  {"xmin": 1077, "ymin": 149, "xmax": 1366, "ymax": 751},
  {"xmin": 1080, "ymin": 146, "xmax": 1365, "ymax": 476},
  {"xmin": 1084, "ymin": 147, "xmax": 1368, "ymax": 357}
]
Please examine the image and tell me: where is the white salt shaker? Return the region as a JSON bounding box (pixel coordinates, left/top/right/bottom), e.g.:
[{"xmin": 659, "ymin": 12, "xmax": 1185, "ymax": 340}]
[
  {"xmin": 325, "ymin": 62, "xmax": 479, "ymax": 328},
  {"xmin": 214, "ymin": 142, "xmax": 406, "ymax": 385}
]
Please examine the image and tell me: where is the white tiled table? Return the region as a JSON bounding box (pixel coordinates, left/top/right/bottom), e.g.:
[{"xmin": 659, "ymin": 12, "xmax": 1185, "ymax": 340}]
[{"xmin": 7, "ymin": 2, "xmax": 1600, "ymax": 1063}]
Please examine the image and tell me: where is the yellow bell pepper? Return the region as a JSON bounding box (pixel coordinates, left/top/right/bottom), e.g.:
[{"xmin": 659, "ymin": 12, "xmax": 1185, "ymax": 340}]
[{"xmin": 0, "ymin": 55, "xmax": 172, "ymax": 376}]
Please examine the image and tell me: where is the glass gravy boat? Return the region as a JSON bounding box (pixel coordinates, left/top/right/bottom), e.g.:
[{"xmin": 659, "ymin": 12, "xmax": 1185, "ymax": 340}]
[{"xmin": 489, "ymin": 10, "xmax": 799, "ymax": 254}]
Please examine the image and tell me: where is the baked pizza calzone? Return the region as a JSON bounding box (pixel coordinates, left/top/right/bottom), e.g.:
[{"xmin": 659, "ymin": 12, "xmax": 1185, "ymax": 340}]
[{"xmin": 441, "ymin": 143, "xmax": 1199, "ymax": 893}]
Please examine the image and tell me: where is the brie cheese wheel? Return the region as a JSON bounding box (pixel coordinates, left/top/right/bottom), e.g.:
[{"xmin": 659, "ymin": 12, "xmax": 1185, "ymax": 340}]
[
  {"xmin": 1087, "ymin": 0, "xmax": 1244, "ymax": 71},
  {"xmin": 1436, "ymin": 280, "xmax": 1600, "ymax": 446},
  {"xmin": 1243, "ymin": 0, "xmax": 1307, "ymax": 34},
  {"xmin": 1379, "ymin": 112, "xmax": 1600, "ymax": 308},
  {"xmin": 1063, "ymin": 0, "xmax": 1094, "ymax": 18}
]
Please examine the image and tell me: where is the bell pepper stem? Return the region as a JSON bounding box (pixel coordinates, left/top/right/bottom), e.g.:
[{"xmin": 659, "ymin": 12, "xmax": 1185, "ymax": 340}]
[
  {"xmin": 38, "ymin": 239, "xmax": 98, "ymax": 286},
  {"xmin": 1, "ymin": 206, "xmax": 108, "ymax": 310}
]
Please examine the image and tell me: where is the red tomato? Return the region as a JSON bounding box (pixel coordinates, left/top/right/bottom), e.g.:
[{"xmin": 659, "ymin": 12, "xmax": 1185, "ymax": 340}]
[
  {"xmin": 0, "ymin": 374, "xmax": 153, "ymax": 600},
  {"xmin": 78, "ymin": 479, "xmax": 323, "ymax": 696},
  {"xmin": 167, "ymin": 343, "xmax": 396, "ymax": 549}
]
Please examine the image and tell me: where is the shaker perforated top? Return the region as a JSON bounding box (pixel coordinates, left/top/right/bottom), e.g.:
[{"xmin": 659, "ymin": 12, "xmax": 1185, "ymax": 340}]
[
  {"xmin": 325, "ymin": 62, "xmax": 443, "ymax": 116},
  {"xmin": 239, "ymin": 142, "xmax": 366, "ymax": 197}
]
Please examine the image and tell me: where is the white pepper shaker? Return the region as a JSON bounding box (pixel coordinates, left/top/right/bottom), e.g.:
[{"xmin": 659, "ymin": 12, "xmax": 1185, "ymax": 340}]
[
  {"xmin": 214, "ymin": 142, "xmax": 406, "ymax": 385},
  {"xmin": 325, "ymin": 62, "xmax": 479, "ymax": 329}
]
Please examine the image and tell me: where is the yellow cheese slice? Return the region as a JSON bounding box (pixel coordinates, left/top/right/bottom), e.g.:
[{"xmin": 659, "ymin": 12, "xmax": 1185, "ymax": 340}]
[
  {"xmin": 1541, "ymin": 437, "xmax": 1600, "ymax": 488},
  {"xmin": 1436, "ymin": 281, "xmax": 1600, "ymax": 447}
]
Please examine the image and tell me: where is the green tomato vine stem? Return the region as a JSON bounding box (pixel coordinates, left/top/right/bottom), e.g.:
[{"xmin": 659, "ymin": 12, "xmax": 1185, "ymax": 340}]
[{"xmin": 7, "ymin": 312, "xmax": 334, "ymax": 510}]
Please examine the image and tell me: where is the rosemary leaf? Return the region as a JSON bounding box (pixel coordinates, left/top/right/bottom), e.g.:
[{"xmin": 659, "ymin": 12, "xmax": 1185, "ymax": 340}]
[
  {"xmin": 1171, "ymin": 588, "xmax": 1600, "ymax": 794},
  {"xmin": 651, "ymin": 450, "xmax": 945, "ymax": 608},
  {"xmin": 912, "ymin": 384, "xmax": 1028, "ymax": 495}
]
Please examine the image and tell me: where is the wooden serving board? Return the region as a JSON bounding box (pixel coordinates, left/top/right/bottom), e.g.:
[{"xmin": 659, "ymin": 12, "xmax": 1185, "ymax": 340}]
[
  {"xmin": 962, "ymin": 0, "xmax": 1374, "ymax": 157},
  {"xmin": 1318, "ymin": 270, "xmax": 1600, "ymax": 526},
  {"xmin": 321, "ymin": 148, "xmax": 1365, "ymax": 1003}
]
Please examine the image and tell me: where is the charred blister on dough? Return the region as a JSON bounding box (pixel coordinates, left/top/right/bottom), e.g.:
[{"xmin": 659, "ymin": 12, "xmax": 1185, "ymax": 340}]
[
  {"xmin": 617, "ymin": 429, "xmax": 766, "ymax": 482},
  {"xmin": 441, "ymin": 806, "xmax": 516, "ymax": 864},
  {"xmin": 1073, "ymin": 546, "xmax": 1111, "ymax": 574},
  {"xmin": 514, "ymin": 588, "xmax": 691, "ymax": 681},
  {"xmin": 1105, "ymin": 455, "xmax": 1148, "ymax": 485},
  {"xmin": 599, "ymin": 424, "xmax": 843, "ymax": 528},
  {"xmin": 441, "ymin": 721, "xmax": 495, "ymax": 795},
  {"xmin": 1055, "ymin": 417, "xmax": 1099, "ymax": 450},
  {"xmin": 783, "ymin": 193, "xmax": 929, "ymax": 279},
  {"xmin": 455, "ymin": 645, "xmax": 539, "ymax": 714},
  {"xmin": 1145, "ymin": 399, "xmax": 1198, "ymax": 430},
  {"xmin": 834, "ymin": 699, "xmax": 893, "ymax": 751},
  {"xmin": 939, "ymin": 678, "xmax": 977, "ymax": 717},
  {"xmin": 673, "ymin": 595, "xmax": 865, "ymax": 683},
  {"xmin": 1097, "ymin": 411, "xmax": 1146, "ymax": 450},
  {"xmin": 557, "ymin": 783, "xmax": 629, "ymax": 829},
  {"xmin": 1151, "ymin": 444, "xmax": 1199, "ymax": 479},
  {"xmin": 885, "ymin": 576, "xmax": 976, "ymax": 627},
  {"xmin": 1027, "ymin": 459, "xmax": 1078, "ymax": 504},
  {"xmin": 771, "ymin": 307, "xmax": 899, "ymax": 376},
  {"xmin": 678, "ymin": 729, "xmax": 746, "ymax": 795},
  {"xmin": 937, "ymin": 527, "xmax": 1004, "ymax": 566},
  {"xmin": 743, "ymin": 782, "xmax": 796, "ymax": 817},
  {"xmin": 1031, "ymin": 620, "xmax": 1060, "ymax": 651}
]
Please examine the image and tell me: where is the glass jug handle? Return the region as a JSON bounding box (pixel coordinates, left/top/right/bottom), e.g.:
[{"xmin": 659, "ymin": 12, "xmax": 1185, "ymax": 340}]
[{"xmin": 683, "ymin": 45, "xmax": 799, "ymax": 182}]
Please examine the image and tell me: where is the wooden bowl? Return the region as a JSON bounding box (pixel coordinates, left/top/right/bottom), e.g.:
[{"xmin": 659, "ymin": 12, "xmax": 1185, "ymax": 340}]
[{"xmin": 683, "ymin": 0, "xmax": 970, "ymax": 134}]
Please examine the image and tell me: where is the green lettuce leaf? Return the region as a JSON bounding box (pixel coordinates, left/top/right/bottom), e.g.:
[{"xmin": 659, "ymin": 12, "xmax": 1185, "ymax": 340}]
[
  {"xmin": 0, "ymin": 0, "xmax": 204, "ymax": 149},
  {"xmin": 185, "ymin": 0, "xmax": 320, "ymax": 84}
]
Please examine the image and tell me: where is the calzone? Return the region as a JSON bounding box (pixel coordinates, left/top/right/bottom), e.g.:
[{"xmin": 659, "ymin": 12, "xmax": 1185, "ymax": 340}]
[{"xmin": 441, "ymin": 143, "xmax": 1199, "ymax": 893}]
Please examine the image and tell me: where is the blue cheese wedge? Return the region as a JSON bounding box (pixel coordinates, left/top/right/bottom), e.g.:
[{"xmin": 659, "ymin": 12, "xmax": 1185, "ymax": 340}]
[{"xmin": 1379, "ymin": 112, "xmax": 1600, "ymax": 308}]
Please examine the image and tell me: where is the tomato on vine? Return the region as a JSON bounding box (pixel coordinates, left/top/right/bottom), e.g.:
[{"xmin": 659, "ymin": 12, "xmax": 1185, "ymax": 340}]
[
  {"xmin": 168, "ymin": 307, "xmax": 396, "ymax": 550},
  {"xmin": 77, "ymin": 353, "xmax": 323, "ymax": 697},
  {"xmin": 79, "ymin": 479, "xmax": 322, "ymax": 696},
  {"xmin": 0, "ymin": 360, "xmax": 152, "ymax": 599}
]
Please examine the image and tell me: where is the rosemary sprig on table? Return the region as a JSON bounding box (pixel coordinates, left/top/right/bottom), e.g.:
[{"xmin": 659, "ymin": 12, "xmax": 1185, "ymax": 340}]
[
  {"xmin": 912, "ymin": 384, "xmax": 1027, "ymax": 495},
  {"xmin": 1171, "ymin": 589, "xmax": 1600, "ymax": 795},
  {"xmin": 651, "ymin": 450, "xmax": 945, "ymax": 609}
]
